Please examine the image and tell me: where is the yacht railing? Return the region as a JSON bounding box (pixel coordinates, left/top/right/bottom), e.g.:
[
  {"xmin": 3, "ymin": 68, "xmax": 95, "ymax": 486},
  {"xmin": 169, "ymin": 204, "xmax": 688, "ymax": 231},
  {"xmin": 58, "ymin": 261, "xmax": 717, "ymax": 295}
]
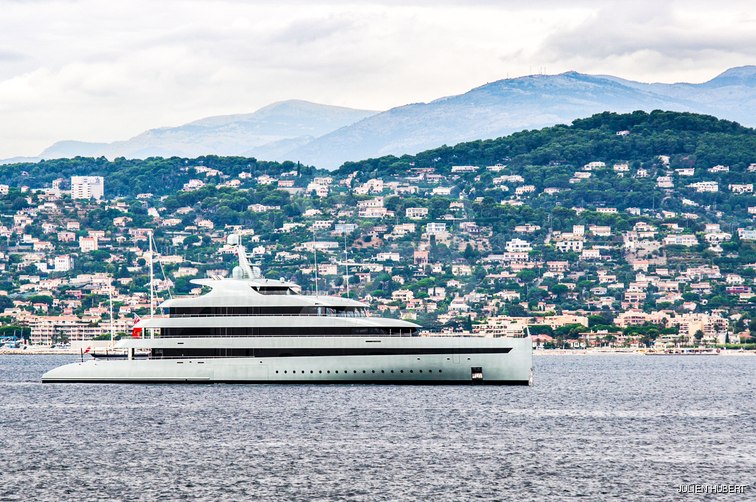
[{"xmin": 140, "ymin": 333, "xmax": 417, "ymax": 339}]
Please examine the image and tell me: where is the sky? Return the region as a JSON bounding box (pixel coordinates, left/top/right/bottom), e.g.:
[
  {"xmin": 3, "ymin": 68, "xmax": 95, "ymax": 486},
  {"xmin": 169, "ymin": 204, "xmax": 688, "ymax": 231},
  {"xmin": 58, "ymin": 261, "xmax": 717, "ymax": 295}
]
[{"xmin": 0, "ymin": 0, "xmax": 754, "ymax": 158}]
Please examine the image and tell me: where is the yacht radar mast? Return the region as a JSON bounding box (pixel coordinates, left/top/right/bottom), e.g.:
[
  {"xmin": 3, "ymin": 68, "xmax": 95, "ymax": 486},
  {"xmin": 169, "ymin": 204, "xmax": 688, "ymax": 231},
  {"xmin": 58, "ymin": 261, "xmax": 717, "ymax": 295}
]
[{"xmin": 230, "ymin": 233, "xmax": 260, "ymax": 280}]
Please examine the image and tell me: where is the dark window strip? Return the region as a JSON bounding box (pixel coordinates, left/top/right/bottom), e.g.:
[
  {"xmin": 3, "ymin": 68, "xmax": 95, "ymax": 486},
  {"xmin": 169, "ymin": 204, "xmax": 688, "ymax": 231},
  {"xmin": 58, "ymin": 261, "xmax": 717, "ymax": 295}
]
[
  {"xmin": 168, "ymin": 306, "xmax": 367, "ymax": 317},
  {"xmin": 160, "ymin": 327, "xmax": 417, "ymax": 338},
  {"xmin": 151, "ymin": 347, "xmax": 512, "ymax": 359}
]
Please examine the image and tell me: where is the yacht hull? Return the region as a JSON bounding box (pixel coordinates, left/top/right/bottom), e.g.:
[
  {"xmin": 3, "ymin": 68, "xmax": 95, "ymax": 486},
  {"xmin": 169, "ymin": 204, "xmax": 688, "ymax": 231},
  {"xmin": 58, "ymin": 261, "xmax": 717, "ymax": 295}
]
[{"xmin": 42, "ymin": 336, "xmax": 533, "ymax": 385}]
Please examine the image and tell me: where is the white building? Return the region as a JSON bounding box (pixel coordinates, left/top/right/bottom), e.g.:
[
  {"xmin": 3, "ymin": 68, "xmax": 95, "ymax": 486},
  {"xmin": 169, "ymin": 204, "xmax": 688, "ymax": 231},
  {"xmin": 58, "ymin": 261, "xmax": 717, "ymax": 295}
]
[
  {"xmin": 376, "ymin": 252, "xmax": 401, "ymax": 262},
  {"xmin": 663, "ymin": 234, "xmax": 698, "ymax": 247},
  {"xmin": 426, "ymin": 222, "xmax": 447, "ymax": 235},
  {"xmin": 729, "ymin": 184, "xmax": 753, "ymax": 194},
  {"xmin": 514, "ymin": 185, "xmax": 536, "ymax": 196},
  {"xmin": 71, "ymin": 176, "xmax": 104, "ymax": 200},
  {"xmin": 505, "ymin": 238, "xmax": 532, "ymax": 253},
  {"xmin": 79, "ymin": 236, "xmax": 98, "ymax": 252},
  {"xmin": 54, "ymin": 255, "xmax": 74, "ymax": 272},
  {"xmin": 406, "ymin": 207, "xmax": 429, "ymax": 219},
  {"xmin": 687, "ymin": 181, "xmax": 719, "ymax": 193}
]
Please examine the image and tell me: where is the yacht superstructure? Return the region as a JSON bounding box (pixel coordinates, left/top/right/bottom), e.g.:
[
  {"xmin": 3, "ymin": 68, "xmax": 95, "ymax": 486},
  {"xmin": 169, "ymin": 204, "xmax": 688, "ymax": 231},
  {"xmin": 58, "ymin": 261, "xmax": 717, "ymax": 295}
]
[{"xmin": 43, "ymin": 243, "xmax": 533, "ymax": 385}]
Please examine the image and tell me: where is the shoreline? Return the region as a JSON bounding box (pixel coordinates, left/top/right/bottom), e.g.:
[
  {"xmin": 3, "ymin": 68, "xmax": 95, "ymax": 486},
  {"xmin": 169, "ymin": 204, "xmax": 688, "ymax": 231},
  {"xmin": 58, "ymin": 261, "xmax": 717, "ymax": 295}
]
[
  {"xmin": 2, "ymin": 348, "xmax": 753, "ymax": 356},
  {"xmin": 534, "ymin": 349, "xmax": 754, "ymax": 356}
]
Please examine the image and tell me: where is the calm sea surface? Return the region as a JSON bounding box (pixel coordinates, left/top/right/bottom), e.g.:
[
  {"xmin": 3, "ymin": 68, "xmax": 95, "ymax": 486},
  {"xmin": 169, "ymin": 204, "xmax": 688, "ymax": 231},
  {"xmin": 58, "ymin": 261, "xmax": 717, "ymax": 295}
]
[{"xmin": 0, "ymin": 354, "xmax": 753, "ymax": 501}]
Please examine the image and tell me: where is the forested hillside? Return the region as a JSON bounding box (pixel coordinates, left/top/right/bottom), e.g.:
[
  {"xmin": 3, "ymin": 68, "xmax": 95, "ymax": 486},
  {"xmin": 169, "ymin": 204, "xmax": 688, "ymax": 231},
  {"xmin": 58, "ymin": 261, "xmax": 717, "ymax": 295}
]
[{"xmin": 1, "ymin": 110, "xmax": 754, "ymax": 343}]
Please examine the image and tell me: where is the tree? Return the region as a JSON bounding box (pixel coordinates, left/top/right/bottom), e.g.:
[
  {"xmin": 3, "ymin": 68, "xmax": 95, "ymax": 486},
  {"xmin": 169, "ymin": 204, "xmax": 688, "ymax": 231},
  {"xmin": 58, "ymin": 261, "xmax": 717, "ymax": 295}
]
[
  {"xmin": 0, "ymin": 296, "xmax": 14, "ymax": 310},
  {"xmin": 550, "ymin": 284, "xmax": 569, "ymax": 297},
  {"xmin": 505, "ymin": 303, "xmax": 528, "ymax": 317},
  {"xmin": 517, "ymin": 269, "xmax": 537, "ymax": 283},
  {"xmin": 694, "ymin": 330, "xmax": 705, "ymax": 344}
]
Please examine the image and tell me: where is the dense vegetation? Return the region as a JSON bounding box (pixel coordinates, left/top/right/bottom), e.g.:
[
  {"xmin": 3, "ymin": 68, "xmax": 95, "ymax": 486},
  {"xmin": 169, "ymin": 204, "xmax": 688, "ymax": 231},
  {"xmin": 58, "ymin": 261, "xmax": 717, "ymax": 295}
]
[
  {"xmin": 0, "ymin": 156, "xmax": 314, "ymax": 197},
  {"xmin": 2, "ymin": 110, "xmax": 755, "ymax": 343},
  {"xmin": 338, "ymin": 110, "xmax": 756, "ymax": 180}
]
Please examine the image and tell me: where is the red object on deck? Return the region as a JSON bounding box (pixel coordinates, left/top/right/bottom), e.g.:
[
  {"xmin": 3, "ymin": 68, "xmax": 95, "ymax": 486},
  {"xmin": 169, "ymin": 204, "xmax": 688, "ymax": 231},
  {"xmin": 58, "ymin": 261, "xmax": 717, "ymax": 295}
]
[{"xmin": 132, "ymin": 313, "xmax": 142, "ymax": 338}]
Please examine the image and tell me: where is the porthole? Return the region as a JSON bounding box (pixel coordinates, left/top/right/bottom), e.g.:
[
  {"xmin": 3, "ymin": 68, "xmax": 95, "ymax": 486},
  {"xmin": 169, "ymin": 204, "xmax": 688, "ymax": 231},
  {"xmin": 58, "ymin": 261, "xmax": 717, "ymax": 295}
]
[
  {"xmin": 335, "ymin": 370, "xmax": 338, "ymax": 374},
  {"xmin": 284, "ymin": 370, "xmax": 287, "ymax": 374},
  {"xmin": 353, "ymin": 370, "xmax": 357, "ymax": 374},
  {"xmin": 410, "ymin": 370, "xmax": 413, "ymax": 373},
  {"xmin": 400, "ymin": 370, "xmax": 404, "ymax": 373},
  {"xmin": 439, "ymin": 370, "xmax": 442, "ymax": 373},
  {"xmin": 275, "ymin": 370, "xmax": 279, "ymax": 374},
  {"xmin": 371, "ymin": 370, "xmax": 375, "ymax": 373},
  {"xmin": 362, "ymin": 370, "xmax": 366, "ymax": 373},
  {"xmin": 310, "ymin": 370, "xmax": 314, "ymax": 374},
  {"xmin": 390, "ymin": 370, "xmax": 394, "ymax": 373},
  {"xmin": 419, "ymin": 370, "xmax": 422, "ymax": 373},
  {"xmin": 381, "ymin": 370, "xmax": 385, "ymax": 373},
  {"xmin": 446, "ymin": 358, "xmax": 450, "ymax": 361},
  {"xmin": 302, "ymin": 371, "xmax": 305, "ymax": 374},
  {"xmin": 327, "ymin": 370, "xmax": 330, "ymax": 374},
  {"xmin": 319, "ymin": 370, "xmax": 322, "ymax": 374}
]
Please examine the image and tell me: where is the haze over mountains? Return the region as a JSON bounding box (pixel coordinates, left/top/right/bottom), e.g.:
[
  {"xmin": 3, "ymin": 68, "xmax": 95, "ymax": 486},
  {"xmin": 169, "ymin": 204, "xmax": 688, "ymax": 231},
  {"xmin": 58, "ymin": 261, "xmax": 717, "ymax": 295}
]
[{"xmin": 32, "ymin": 66, "xmax": 756, "ymax": 169}]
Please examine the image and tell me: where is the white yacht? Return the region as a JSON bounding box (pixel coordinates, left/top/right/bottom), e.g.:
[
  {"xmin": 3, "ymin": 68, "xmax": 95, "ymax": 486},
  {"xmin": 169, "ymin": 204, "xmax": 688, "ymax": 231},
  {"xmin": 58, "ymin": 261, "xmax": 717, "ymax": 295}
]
[{"xmin": 43, "ymin": 244, "xmax": 533, "ymax": 385}]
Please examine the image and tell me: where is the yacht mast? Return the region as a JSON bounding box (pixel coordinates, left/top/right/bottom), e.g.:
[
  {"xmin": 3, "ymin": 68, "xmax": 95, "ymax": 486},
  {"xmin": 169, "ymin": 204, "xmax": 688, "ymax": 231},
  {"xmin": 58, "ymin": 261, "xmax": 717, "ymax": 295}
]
[
  {"xmin": 108, "ymin": 279, "xmax": 115, "ymax": 345},
  {"xmin": 314, "ymin": 245, "xmax": 319, "ymax": 296},
  {"xmin": 344, "ymin": 233, "xmax": 349, "ymax": 297},
  {"xmin": 236, "ymin": 235, "xmax": 255, "ymax": 279},
  {"xmin": 149, "ymin": 231, "xmax": 154, "ymax": 339}
]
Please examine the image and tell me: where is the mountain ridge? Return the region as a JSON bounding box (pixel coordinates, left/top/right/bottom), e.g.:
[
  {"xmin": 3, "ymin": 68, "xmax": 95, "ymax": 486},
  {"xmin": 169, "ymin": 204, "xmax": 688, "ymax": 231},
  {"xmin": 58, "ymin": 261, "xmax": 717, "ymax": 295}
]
[
  {"xmin": 38, "ymin": 100, "xmax": 377, "ymax": 160},
  {"xmin": 26, "ymin": 66, "xmax": 756, "ymax": 168}
]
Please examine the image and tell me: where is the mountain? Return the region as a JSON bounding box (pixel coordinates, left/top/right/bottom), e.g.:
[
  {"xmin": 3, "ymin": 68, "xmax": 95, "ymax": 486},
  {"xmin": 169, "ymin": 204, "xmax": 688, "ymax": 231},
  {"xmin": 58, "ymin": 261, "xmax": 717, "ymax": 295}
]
[
  {"xmin": 32, "ymin": 66, "xmax": 756, "ymax": 168},
  {"xmin": 290, "ymin": 66, "xmax": 756, "ymax": 168},
  {"xmin": 39, "ymin": 100, "xmax": 377, "ymax": 160}
]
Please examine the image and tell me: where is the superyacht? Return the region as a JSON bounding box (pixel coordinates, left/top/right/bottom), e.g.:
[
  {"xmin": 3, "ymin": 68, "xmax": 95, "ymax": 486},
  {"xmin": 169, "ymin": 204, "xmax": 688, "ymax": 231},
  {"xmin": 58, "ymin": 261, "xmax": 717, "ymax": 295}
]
[{"xmin": 43, "ymin": 241, "xmax": 533, "ymax": 384}]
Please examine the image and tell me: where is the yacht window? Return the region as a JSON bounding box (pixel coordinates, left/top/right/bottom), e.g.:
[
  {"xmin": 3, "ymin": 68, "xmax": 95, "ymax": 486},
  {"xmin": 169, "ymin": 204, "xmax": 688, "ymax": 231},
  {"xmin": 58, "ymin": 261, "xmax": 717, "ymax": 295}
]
[
  {"xmin": 251, "ymin": 286, "xmax": 295, "ymax": 295},
  {"xmin": 169, "ymin": 306, "xmax": 370, "ymax": 318},
  {"xmin": 160, "ymin": 326, "xmax": 419, "ymax": 338}
]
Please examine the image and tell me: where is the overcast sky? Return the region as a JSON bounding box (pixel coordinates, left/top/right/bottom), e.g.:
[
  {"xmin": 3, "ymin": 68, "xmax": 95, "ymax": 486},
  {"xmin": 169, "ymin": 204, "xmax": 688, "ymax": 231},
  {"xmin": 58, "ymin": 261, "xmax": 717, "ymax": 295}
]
[{"xmin": 0, "ymin": 0, "xmax": 753, "ymax": 158}]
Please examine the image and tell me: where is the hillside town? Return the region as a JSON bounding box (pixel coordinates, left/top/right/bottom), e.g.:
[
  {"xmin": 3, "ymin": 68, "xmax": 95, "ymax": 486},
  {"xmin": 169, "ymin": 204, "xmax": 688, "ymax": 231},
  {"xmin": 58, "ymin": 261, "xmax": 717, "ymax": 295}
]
[{"xmin": 1, "ymin": 151, "xmax": 755, "ymax": 351}]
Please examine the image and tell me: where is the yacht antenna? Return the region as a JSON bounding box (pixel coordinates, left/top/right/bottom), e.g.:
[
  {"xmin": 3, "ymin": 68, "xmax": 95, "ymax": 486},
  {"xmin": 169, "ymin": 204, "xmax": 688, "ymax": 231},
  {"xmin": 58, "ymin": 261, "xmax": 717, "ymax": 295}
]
[
  {"xmin": 149, "ymin": 231, "xmax": 155, "ymax": 339},
  {"xmin": 236, "ymin": 235, "xmax": 255, "ymax": 279},
  {"xmin": 109, "ymin": 278, "xmax": 115, "ymax": 346},
  {"xmin": 344, "ymin": 233, "xmax": 349, "ymax": 297},
  {"xmin": 151, "ymin": 237, "xmax": 173, "ymax": 299},
  {"xmin": 314, "ymin": 245, "xmax": 319, "ymax": 296}
]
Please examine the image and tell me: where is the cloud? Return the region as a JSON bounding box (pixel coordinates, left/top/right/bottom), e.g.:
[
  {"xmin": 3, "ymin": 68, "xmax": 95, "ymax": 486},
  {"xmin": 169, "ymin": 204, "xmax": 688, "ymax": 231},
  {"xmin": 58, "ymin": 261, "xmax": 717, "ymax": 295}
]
[
  {"xmin": 0, "ymin": 0, "xmax": 752, "ymax": 157},
  {"xmin": 535, "ymin": 1, "xmax": 756, "ymax": 81}
]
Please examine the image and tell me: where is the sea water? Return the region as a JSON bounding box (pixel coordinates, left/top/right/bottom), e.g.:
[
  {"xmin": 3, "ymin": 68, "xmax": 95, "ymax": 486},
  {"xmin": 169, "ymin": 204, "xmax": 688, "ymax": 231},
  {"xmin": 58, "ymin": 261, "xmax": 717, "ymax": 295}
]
[{"xmin": 0, "ymin": 354, "xmax": 753, "ymax": 500}]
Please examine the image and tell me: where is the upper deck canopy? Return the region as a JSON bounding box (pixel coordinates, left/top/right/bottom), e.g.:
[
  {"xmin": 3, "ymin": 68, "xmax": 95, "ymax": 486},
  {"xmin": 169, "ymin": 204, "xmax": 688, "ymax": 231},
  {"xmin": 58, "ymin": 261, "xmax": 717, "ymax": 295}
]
[{"xmin": 160, "ymin": 277, "xmax": 369, "ymax": 310}]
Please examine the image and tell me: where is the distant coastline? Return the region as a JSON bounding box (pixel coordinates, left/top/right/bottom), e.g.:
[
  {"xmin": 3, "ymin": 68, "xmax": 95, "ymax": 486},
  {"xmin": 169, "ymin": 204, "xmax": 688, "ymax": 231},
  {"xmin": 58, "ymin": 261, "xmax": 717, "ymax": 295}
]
[{"xmin": 3, "ymin": 348, "xmax": 753, "ymax": 356}]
